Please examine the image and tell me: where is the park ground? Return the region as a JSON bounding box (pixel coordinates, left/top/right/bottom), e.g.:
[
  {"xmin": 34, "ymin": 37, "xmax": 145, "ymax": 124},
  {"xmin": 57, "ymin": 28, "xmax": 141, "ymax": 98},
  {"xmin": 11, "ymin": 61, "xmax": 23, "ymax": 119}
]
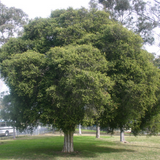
[{"xmin": 0, "ymin": 133, "xmax": 160, "ymax": 160}]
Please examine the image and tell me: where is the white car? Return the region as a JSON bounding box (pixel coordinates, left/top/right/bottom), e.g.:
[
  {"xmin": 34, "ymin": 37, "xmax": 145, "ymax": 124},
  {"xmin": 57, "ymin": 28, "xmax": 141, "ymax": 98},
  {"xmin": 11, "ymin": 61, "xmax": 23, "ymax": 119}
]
[{"xmin": 0, "ymin": 120, "xmax": 13, "ymax": 136}]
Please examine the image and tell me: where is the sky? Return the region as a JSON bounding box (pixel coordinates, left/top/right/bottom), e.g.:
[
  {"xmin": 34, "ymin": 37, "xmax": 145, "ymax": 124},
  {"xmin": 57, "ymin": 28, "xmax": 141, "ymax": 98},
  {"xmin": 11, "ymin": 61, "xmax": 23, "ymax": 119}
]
[
  {"xmin": 0, "ymin": 0, "xmax": 160, "ymax": 92},
  {"xmin": 1, "ymin": 0, "xmax": 91, "ymax": 19}
]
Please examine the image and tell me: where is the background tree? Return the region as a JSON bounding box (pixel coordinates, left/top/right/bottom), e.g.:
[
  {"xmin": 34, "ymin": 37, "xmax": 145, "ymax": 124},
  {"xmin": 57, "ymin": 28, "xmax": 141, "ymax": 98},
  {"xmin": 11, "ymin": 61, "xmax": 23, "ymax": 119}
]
[
  {"xmin": 76, "ymin": 7, "xmax": 160, "ymax": 140},
  {"xmin": 97, "ymin": 0, "xmax": 160, "ymax": 45},
  {"xmin": 105, "ymin": 49, "xmax": 159, "ymax": 141},
  {"xmin": 135, "ymin": 53, "xmax": 160, "ymax": 135},
  {"xmin": 0, "ymin": 2, "xmax": 28, "ymax": 110},
  {"xmin": 0, "ymin": 1, "xmax": 28, "ymax": 45},
  {"xmin": 97, "ymin": 24, "xmax": 160, "ymax": 141}
]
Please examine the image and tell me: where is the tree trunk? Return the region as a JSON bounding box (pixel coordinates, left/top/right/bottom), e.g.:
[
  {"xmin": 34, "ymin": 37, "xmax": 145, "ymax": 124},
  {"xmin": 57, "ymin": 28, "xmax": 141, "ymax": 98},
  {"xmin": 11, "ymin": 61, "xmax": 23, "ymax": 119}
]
[
  {"xmin": 79, "ymin": 124, "xmax": 82, "ymax": 135},
  {"xmin": 13, "ymin": 127, "xmax": 16, "ymax": 139},
  {"xmin": 96, "ymin": 124, "xmax": 100, "ymax": 138},
  {"xmin": 62, "ymin": 131, "xmax": 74, "ymax": 152},
  {"xmin": 120, "ymin": 127, "xmax": 125, "ymax": 142}
]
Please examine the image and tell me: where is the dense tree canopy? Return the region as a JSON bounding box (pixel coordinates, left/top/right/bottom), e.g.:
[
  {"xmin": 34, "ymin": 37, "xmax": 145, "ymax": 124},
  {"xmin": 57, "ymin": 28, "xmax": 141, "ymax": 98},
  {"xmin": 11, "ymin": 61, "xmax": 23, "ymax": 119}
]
[
  {"xmin": 0, "ymin": 7, "xmax": 159, "ymax": 151},
  {"xmin": 1, "ymin": 45, "xmax": 112, "ymax": 137}
]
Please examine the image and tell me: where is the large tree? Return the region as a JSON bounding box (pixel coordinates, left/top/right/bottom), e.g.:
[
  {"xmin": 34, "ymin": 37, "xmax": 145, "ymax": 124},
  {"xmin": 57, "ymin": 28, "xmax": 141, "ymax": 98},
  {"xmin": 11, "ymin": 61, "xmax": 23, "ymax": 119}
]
[
  {"xmin": 0, "ymin": 8, "xmax": 115, "ymax": 152},
  {"xmin": 1, "ymin": 44, "xmax": 112, "ymax": 152},
  {"xmin": 0, "ymin": 8, "xmax": 159, "ymax": 151},
  {"xmin": 0, "ymin": 2, "xmax": 28, "ymax": 45}
]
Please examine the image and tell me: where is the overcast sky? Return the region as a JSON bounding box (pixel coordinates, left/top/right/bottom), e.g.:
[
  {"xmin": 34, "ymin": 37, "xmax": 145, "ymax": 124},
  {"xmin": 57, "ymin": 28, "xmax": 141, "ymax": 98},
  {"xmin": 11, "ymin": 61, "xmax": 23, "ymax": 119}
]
[
  {"xmin": 1, "ymin": 0, "xmax": 91, "ymax": 19},
  {"xmin": 0, "ymin": 0, "xmax": 160, "ymax": 92}
]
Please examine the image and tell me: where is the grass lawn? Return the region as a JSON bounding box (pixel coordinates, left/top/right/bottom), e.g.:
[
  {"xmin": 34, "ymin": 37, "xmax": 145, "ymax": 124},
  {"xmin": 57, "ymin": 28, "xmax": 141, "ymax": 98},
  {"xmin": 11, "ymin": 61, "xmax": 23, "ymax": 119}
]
[{"xmin": 0, "ymin": 135, "xmax": 160, "ymax": 160}]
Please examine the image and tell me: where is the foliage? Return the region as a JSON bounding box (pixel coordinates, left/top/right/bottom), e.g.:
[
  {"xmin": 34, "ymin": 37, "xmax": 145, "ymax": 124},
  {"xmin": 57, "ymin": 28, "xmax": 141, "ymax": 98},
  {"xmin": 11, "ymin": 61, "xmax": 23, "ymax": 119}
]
[
  {"xmin": 105, "ymin": 50, "xmax": 159, "ymax": 133},
  {"xmin": 0, "ymin": 2, "xmax": 28, "ymax": 45},
  {"xmin": 137, "ymin": 54, "xmax": 160, "ymax": 135},
  {"xmin": 0, "ymin": 7, "xmax": 159, "ymax": 141},
  {"xmin": 1, "ymin": 44, "xmax": 113, "ymax": 133},
  {"xmin": 74, "ymin": 8, "xmax": 160, "ymax": 133},
  {"xmin": 0, "ymin": 8, "xmax": 114, "ymax": 132},
  {"xmin": 97, "ymin": 0, "xmax": 160, "ymax": 45}
]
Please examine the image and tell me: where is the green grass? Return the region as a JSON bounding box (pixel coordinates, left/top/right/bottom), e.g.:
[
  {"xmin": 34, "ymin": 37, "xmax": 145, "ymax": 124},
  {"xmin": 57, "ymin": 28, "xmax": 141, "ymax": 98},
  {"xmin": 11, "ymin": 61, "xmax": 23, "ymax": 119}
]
[{"xmin": 0, "ymin": 135, "xmax": 160, "ymax": 160}]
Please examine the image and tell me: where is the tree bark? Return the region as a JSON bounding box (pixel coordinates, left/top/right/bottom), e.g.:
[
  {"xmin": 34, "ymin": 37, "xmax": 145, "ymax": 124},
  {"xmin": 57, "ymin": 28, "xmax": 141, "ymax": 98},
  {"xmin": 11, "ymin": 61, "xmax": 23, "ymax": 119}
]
[
  {"xmin": 96, "ymin": 124, "xmax": 100, "ymax": 138},
  {"xmin": 62, "ymin": 131, "xmax": 74, "ymax": 152},
  {"xmin": 79, "ymin": 124, "xmax": 82, "ymax": 135},
  {"xmin": 13, "ymin": 127, "xmax": 16, "ymax": 139},
  {"xmin": 120, "ymin": 127, "xmax": 125, "ymax": 142}
]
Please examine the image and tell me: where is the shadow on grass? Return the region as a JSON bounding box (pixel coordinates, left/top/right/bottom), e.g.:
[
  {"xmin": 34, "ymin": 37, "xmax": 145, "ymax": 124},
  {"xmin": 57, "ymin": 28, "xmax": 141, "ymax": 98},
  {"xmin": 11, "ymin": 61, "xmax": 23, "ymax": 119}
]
[
  {"xmin": 0, "ymin": 136, "xmax": 135, "ymax": 159},
  {"xmin": 19, "ymin": 144, "xmax": 135, "ymax": 159}
]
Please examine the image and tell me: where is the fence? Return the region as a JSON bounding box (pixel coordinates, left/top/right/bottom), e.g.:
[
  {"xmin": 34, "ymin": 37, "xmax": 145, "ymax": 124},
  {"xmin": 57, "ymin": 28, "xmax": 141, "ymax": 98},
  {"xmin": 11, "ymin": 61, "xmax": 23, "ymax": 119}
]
[{"xmin": 16, "ymin": 125, "xmax": 53, "ymax": 136}]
